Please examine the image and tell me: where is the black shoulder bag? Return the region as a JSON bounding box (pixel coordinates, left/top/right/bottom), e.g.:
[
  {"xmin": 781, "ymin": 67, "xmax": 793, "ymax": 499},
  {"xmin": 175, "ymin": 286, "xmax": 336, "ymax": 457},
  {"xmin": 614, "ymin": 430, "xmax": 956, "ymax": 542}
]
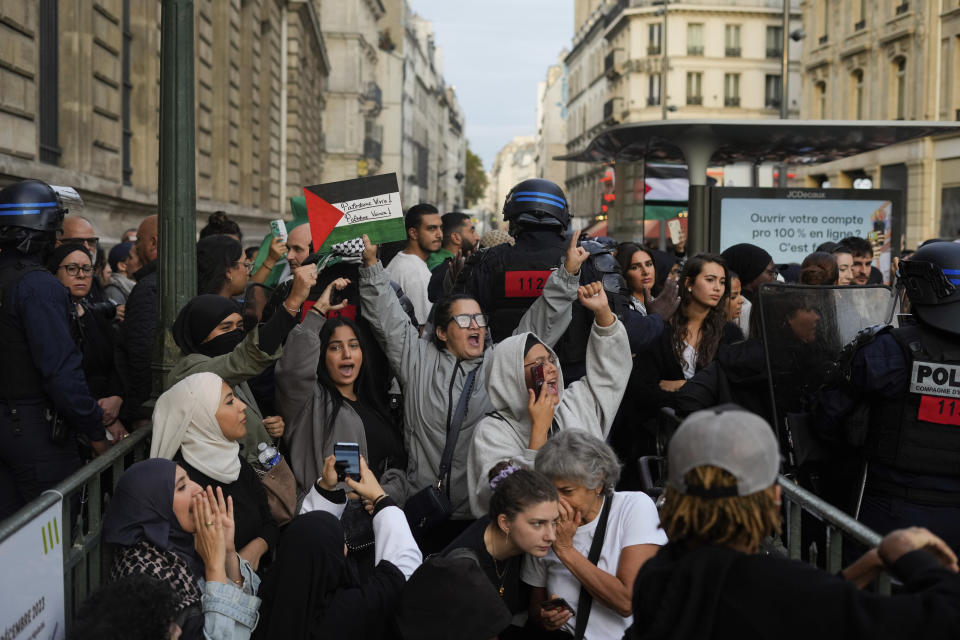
[
  {"xmin": 404, "ymin": 367, "xmax": 478, "ymax": 536},
  {"xmin": 573, "ymin": 493, "xmax": 614, "ymax": 640}
]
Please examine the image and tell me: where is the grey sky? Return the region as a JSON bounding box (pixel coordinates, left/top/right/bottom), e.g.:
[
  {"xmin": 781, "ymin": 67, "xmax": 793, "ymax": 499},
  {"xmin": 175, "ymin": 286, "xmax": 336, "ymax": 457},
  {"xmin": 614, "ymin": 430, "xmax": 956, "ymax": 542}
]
[{"xmin": 407, "ymin": 0, "xmax": 573, "ymax": 170}]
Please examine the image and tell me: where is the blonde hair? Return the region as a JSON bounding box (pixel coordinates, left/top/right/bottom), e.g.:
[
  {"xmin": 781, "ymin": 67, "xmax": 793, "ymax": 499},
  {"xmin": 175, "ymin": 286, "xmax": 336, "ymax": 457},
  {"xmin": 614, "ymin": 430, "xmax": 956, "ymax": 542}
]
[{"xmin": 661, "ymin": 465, "xmax": 781, "ymax": 550}]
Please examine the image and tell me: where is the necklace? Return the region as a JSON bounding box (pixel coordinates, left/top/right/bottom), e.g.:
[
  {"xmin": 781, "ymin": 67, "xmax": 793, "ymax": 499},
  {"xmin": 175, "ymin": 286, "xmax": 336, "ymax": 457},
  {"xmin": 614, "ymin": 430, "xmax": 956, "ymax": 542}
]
[
  {"xmin": 493, "ymin": 557, "xmax": 507, "ymax": 597},
  {"xmin": 488, "ymin": 526, "xmax": 508, "ymax": 597}
]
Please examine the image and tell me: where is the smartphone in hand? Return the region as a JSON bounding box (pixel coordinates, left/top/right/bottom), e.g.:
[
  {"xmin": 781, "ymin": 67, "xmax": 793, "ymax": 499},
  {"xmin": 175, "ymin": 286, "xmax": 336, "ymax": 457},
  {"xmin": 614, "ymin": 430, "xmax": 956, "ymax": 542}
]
[
  {"xmin": 333, "ymin": 442, "xmax": 361, "ymax": 481},
  {"xmin": 541, "ymin": 597, "xmax": 575, "ymax": 615},
  {"xmin": 532, "ymin": 363, "xmax": 545, "ymax": 396}
]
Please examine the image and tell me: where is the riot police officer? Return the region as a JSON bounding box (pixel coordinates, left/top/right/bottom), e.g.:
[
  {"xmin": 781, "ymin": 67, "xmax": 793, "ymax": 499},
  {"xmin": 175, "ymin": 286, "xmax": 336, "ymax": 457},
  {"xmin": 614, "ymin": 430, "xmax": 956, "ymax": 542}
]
[
  {"xmin": 819, "ymin": 241, "xmax": 960, "ymax": 551},
  {"xmin": 455, "ymin": 178, "xmax": 571, "ymax": 342},
  {"xmin": 0, "ymin": 179, "xmax": 108, "ymax": 520}
]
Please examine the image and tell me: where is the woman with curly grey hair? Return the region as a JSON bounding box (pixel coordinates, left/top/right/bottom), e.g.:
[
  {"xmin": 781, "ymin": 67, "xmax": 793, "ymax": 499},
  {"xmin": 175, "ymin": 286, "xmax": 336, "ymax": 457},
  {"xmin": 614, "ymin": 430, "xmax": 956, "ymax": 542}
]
[{"xmin": 525, "ymin": 430, "xmax": 667, "ymax": 639}]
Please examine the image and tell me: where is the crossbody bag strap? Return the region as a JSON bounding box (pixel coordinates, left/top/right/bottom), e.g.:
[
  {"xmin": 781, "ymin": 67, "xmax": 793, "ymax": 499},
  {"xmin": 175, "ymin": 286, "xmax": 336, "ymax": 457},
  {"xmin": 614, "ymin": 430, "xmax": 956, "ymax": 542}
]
[
  {"xmin": 437, "ymin": 367, "xmax": 479, "ymax": 494},
  {"xmin": 573, "ymin": 493, "xmax": 614, "ymax": 640}
]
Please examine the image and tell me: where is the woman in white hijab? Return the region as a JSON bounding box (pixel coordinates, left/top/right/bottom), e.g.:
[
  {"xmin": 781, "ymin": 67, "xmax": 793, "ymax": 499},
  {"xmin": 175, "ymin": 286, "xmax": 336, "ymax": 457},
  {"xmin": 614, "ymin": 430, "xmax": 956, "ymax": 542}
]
[{"xmin": 151, "ymin": 372, "xmax": 278, "ymax": 571}]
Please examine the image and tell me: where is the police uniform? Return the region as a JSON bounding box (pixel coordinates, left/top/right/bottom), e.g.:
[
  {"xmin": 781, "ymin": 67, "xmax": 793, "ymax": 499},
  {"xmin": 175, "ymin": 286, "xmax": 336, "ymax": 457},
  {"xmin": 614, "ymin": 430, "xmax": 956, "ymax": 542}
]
[
  {"xmin": 0, "ymin": 181, "xmax": 105, "ymax": 519},
  {"xmin": 819, "ymin": 242, "xmax": 960, "ymax": 551}
]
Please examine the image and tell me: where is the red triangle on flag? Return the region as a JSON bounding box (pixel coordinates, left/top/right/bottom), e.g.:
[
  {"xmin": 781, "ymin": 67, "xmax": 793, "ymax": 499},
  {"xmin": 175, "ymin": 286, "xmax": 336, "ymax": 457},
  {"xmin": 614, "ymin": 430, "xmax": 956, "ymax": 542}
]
[
  {"xmin": 644, "ymin": 183, "xmax": 652, "ymax": 195},
  {"xmin": 304, "ymin": 187, "xmax": 345, "ymax": 251}
]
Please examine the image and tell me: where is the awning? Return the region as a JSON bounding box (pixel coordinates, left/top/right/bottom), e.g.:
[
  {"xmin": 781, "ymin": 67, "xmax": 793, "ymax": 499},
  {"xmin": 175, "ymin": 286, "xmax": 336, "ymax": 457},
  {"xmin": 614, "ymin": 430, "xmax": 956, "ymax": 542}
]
[{"xmin": 556, "ymin": 120, "xmax": 960, "ymax": 166}]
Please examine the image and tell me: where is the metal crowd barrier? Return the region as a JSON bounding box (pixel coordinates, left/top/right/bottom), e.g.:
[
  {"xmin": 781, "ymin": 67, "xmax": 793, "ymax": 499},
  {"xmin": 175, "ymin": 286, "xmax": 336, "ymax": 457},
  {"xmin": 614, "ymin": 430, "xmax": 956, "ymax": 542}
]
[
  {"xmin": 0, "ymin": 427, "xmax": 152, "ymax": 628},
  {"xmin": 778, "ymin": 475, "xmax": 891, "ymax": 594}
]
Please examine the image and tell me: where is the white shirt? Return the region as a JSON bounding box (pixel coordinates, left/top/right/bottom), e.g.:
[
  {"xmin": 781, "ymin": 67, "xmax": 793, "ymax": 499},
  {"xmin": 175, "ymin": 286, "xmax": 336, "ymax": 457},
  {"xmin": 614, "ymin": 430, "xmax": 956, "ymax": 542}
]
[
  {"xmin": 384, "ymin": 251, "xmax": 432, "ymax": 325},
  {"xmin": 681, "ymin": 342, "xmax": 697, "ymax": 380},
  {"xmin": 522, "ymin": 491, "xmax": 667, "ymax": 639}
]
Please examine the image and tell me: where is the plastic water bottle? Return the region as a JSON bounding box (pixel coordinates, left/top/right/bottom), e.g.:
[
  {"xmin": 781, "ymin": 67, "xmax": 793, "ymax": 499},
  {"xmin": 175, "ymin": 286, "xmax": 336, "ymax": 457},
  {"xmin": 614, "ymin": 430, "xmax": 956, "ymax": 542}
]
[{"xmin": 257, "ymin": 442, "xmax": 281, "ymax": 469}]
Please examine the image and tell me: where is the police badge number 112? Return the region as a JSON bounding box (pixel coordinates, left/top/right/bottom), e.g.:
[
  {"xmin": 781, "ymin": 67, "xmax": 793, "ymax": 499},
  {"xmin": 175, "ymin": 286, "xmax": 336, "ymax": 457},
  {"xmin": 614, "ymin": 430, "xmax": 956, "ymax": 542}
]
[{"xmin": 910, "ymin": 361, "xmax": 960, "ymax": 426}]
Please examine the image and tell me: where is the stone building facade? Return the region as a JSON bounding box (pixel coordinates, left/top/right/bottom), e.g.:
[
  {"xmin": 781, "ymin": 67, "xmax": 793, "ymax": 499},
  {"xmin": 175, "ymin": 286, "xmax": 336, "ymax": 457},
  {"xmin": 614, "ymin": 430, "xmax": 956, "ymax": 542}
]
[
  {"xmin": 376, "ymin": 0, "xmax": 466, "ymax": 212},
  {"xmin": 0, "ymin": 1, "xmax": 330, "ymax": 242},
  {"xmin": 487, "ymin": 136, "xmax": 536, "ymax": 219},
  {"xmin": 536, "ymin": 51, "xmax": 569, "ymax": 189},
  {"xmin": 564, "ymin": 0, "xmax": 802, "ymax": 235},
  {"xmin": 796, "ymin": 0, "xmax": 960, "ymax": 245}
]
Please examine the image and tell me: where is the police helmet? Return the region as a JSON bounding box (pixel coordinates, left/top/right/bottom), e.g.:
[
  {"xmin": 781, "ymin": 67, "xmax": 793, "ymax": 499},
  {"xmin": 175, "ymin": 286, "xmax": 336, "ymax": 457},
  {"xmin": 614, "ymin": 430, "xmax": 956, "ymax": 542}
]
[
  {"xmin": 0, "ymin": 180, "xmax": 78, "ymax": 254},
  {"xmin": 580, "ymin": 239, "xmax": 628, "ymax": 296},
  {"xmin": 899, "ymin": 241, "xmax": 960, "ymax": 335},
  {"xmin": 502, "ymin": 179, "xmax": 570, "ymax": 231}
]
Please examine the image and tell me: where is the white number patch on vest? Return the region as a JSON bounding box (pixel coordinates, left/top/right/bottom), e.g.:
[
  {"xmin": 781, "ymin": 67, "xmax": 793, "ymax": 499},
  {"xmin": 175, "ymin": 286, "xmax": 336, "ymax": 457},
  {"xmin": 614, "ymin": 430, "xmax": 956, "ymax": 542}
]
[{"xmin": 910, "ymin": 361, "xmax": 960, "ymax": 399}]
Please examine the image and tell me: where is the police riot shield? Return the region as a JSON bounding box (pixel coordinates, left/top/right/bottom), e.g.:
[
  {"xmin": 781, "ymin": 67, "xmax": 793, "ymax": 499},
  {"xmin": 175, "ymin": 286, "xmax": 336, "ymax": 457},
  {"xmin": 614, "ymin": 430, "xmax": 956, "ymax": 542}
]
[{"xmin": 757, "ymin": 283, "xmax": 895, "ymax": 471}]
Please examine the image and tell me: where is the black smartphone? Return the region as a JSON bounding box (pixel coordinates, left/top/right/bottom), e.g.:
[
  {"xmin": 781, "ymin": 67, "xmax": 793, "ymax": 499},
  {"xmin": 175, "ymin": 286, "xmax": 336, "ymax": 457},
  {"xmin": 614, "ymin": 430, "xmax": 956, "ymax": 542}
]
[
  {"xmin": 532, "ymin": 363, "xmax": 545, "ymax": 396},
  {"xmin": 541, "ymin": 597, "xmax": 575, "ymax": 615},
  {"xmin": 330, "ymin": 284, "xmax": 346, "ymax": 306},
  {"xmin": 333, "ymin": 442, "xmax": 361, "ymax": 481}
]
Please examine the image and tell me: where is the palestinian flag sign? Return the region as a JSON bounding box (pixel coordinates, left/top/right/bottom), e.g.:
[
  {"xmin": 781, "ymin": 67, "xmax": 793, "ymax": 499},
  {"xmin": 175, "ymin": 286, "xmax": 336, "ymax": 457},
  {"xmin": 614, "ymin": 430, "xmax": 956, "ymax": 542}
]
[{"xmin": 304, "ymin": 173, "xmax": 406, "ymax": 252}]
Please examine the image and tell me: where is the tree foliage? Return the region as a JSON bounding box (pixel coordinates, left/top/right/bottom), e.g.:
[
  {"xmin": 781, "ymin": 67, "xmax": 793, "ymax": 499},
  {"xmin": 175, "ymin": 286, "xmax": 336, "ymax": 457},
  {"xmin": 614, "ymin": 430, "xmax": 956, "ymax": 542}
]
[{"xmin": 464, "ymin": 145, "xmax": 488, "ymax": 208}]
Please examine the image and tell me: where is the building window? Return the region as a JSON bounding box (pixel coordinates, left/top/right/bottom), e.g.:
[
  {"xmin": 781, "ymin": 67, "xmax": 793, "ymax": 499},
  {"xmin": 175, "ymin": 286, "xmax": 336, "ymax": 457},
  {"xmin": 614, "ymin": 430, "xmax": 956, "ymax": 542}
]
[
  {"xmin": 724, "ymin": 73, "xmax": 740, "ymax": 107},
  {"xmin": 39, "ymin": 0, "xmax": 60, "ymax": 164},
  {"xmin": 687, "ymin": 23, "xmax": 704, "ymax": 56},
  {"xmin": 122, "ymin": 0, "xmax": 132, "ymax": 185},
  {"xmin": 686, "ymin": 72, "xmax": 702, "ymax": 105},
  {"xmin": 853, "ymin": 0, "xmax": 866, "ymax": 30},
  {"xmin": 819, "ymin": 0, "xmax": 829, "ymax": 44},
  {"xmin": 816, "ymin": 81, "xmax": 828, "ymax": 118},
  {"xmin": 725, "ymin": 25, "xmax": 741, "ymax": 57},
  {"xmin": 894, "ymin": 57, "xmax": 906, "ymax": 119},
  {"xmin": 766, "ymin": 26, "xmax": 783, "ymax": 58},
  {"xmin": 852, "ymin": 69, "xmax": 864, "ymax": 119},
  {"xmin": 648, "ymin": 23, "xmax": 662, "ymax": 55},
  {"xmin": 765, "ymin": 74, "xmax": 782, "ymax": 109},
  {"xmin": 648, "ymin": 73, "xmax": 661, "ymax": 106}
]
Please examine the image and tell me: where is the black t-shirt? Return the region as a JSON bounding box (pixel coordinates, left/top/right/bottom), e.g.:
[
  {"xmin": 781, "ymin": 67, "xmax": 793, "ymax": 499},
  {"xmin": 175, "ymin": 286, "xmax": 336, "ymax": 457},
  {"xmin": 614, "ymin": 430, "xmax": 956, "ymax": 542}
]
[
  {"xmin": 443, "ymin": 516, "xmax": 526, "ymax": 615},
  {"xmin": 345, "ymin": 398, "xmax": 405, "ymax": 479}
]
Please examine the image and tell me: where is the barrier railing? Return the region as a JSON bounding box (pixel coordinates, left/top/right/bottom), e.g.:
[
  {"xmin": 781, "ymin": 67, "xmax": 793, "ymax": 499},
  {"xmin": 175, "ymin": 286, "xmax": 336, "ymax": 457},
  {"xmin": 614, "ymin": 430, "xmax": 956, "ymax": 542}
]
[
  {"xmin": 778, "ymin": 475, "xmax": 891, "ymax": 594},
  {"xmin": 0, "ymin": 427, "xmax": 152, "ymax": 628}
]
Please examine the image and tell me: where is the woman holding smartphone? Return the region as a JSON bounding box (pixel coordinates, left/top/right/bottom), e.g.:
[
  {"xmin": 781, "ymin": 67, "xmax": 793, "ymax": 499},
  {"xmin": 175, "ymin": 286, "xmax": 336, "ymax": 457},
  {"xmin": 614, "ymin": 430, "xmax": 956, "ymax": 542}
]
[
  {"xmin": 527, "ymin": 431, "xmax": 666, "ymax": 638},
  {"xmin": 467, "ymin": 283, "xmax": 630, "ymax": 518}
]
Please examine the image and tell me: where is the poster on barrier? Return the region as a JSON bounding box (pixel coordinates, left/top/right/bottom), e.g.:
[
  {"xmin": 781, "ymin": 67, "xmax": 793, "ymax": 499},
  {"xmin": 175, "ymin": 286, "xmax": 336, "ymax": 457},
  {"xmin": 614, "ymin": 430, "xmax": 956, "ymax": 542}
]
[
  {"xmin": 0, "ymin": 498, "xmax": 65, "ymax": 640},
  {"xmin": 710, "ymin": 187, "xmax": 902, "ymax": 282}
]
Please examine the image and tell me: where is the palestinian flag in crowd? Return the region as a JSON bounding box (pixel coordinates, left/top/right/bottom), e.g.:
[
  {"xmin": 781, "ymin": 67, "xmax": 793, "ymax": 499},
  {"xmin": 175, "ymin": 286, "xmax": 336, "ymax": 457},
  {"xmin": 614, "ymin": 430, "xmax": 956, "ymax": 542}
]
[
  {"xmin": 644, "ymin": 164, "xmax": 715, "ymax": 202},
  {"xmin": 304, "ymin": 173, "xmax": 406, "ymax": 253}
]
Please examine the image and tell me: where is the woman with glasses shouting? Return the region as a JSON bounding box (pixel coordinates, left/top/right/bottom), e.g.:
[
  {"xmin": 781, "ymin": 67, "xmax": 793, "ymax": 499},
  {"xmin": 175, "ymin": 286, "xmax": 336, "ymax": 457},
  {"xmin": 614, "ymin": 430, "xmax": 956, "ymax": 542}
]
[
  {"xmin": 468, "ymin": 280, "xmax": 629, "ymax": 517},
  {"xmin": 359, "ymin": 232, "xmax": 589, "ymax": 553}
]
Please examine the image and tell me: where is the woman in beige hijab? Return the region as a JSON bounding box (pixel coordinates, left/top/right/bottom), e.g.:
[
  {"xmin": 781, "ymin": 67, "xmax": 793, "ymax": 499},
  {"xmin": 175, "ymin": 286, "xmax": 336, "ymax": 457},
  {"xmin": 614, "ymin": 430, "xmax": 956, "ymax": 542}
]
[{"xmin": 151, "ymin": 372, "xmax": 278, "ymax": 571}]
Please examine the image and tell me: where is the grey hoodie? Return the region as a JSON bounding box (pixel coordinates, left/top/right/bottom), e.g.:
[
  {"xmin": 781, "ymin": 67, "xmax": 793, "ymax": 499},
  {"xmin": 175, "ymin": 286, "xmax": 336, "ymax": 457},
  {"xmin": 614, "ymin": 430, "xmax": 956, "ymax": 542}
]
[
  {"xmin": 467, "ymin": 320, "xmax": 630, "ymax": 516},
  {"xmin": 359, "ymin": 259, "xmax": 579, "ymax": 520}
]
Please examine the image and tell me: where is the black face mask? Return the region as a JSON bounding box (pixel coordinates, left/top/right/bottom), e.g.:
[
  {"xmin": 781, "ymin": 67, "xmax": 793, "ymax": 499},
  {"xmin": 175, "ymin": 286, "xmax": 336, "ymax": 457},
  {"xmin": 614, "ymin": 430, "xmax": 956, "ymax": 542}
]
[{"xmin": 197, "ymin": 329, "xmax": 244, "ymax": 358}]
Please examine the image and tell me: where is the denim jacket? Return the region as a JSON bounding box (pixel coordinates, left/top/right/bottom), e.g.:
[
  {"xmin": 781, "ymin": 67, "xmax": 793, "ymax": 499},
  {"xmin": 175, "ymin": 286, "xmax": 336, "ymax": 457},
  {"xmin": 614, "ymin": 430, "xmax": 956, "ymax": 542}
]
[{"xmin": 201, "ymin": 555, "xmax": 261, "ymax": 639}]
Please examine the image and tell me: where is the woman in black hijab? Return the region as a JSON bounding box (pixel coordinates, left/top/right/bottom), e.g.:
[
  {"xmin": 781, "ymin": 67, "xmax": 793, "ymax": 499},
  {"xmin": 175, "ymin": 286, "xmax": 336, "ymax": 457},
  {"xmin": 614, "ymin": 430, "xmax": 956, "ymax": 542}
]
[
  {"xmin": 254, "ymin": 456, "xmax": 422, "ymax": 639},
  {"xmin": 102, "ymin": 458, "xmax": 261, "ymax": 640},
  {"xmin": 169, "ymin": 280, "xmax": 313, "ymax": 463}
]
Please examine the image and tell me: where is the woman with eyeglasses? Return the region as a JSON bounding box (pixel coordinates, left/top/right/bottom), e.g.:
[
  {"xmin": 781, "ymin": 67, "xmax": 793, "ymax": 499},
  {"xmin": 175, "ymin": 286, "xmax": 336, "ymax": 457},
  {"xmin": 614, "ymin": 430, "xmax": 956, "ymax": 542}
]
[
  {"xmin": 468, "ymin": 282, "xmax": 629, "ymax": 517},
  {"xmin": 359, "ymin": 233, "xmax": 588, "ymax": 552},
  {"xmin": 197, "ymin": 234, "xmax": 249, "ymax": 299},
  {"xmin": 47, "ymin": 244, "xmax": 129, "ymax": 443}
]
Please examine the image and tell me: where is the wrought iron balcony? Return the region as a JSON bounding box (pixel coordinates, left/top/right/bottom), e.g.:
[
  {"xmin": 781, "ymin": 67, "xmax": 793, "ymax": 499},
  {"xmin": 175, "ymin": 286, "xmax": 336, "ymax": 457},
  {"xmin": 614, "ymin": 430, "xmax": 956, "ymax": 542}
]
[
  {"xmin": 725, "ymin": 47, "xmax": 741, "ymax": 57},
  {"xmin": 687, "ymin": 45, "xmax": 704, "ymax": 56},
  {"xmin": 686, "ymin": 95, "xmax": 702, "ymax": 106},
  {"xmin": 724, "ymin": 96, "xmax": 741, "ymax": 107}
]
